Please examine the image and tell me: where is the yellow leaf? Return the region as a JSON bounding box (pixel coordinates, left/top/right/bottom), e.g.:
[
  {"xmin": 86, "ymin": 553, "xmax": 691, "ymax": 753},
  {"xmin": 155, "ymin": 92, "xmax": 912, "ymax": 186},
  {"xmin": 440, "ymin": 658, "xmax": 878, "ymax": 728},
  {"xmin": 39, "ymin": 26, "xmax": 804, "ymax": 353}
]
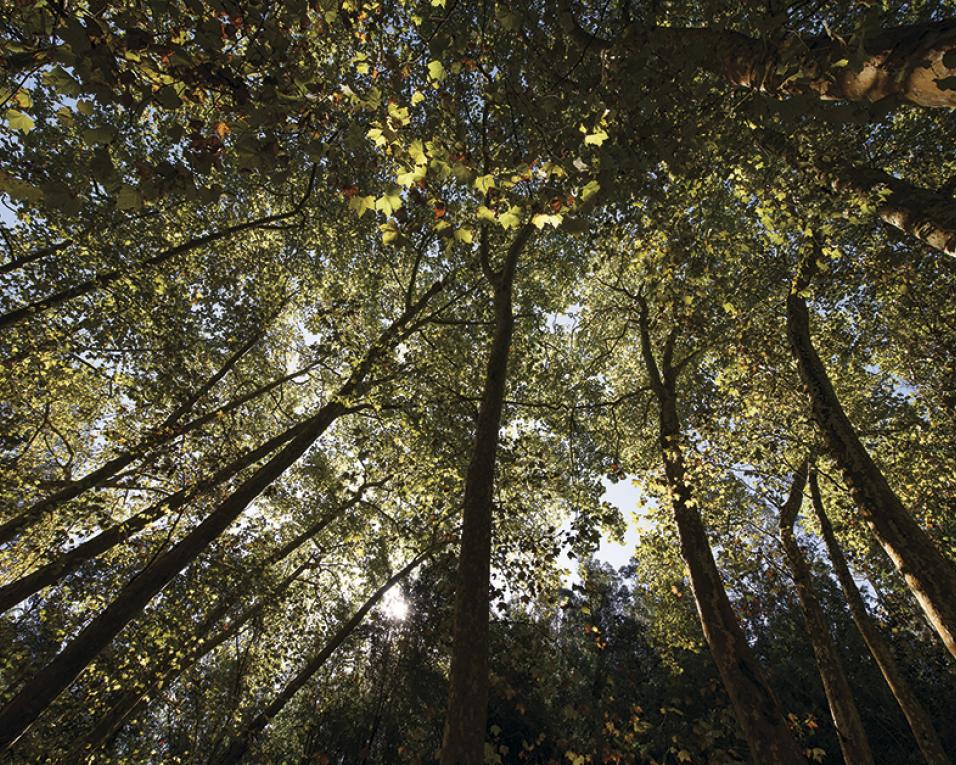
[
  {"xmin": 427, "ymin": 60, "xmax": 445, "ymax": 81},
  {"xmin": 584, "ymin": 130, "xmax": 608, "ymax": 146},
  {"xmin": 349, "ymin": 194, "xmax": 376, "ymax": 218},
  {"xmin": 474, "ymin": 174, "xmax": 495, "ymax": 193},
  {"xmin": 454, "ymin": 227, "xmax": 474, "ymax": 244}
]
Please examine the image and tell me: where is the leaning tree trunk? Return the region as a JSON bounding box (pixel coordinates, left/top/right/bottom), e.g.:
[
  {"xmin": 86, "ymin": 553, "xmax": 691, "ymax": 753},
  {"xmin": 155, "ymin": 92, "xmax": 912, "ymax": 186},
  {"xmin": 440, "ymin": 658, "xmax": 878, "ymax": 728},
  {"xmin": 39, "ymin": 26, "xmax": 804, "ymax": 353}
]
[
  {"xmin": 786, "ymin": 258, "xmax": 956, "ymax": 659},
  {"xmin": 439, "ymin": 225, "xmax": 533, "ymax": 765},
  {"xmin": 211, "ymin": 551, "xmax": 430, "ymax": 765},
  {"xmin": 759, "ymin": 130, "xmax": 956, "ymax": 258},
  {"xmin": 0, "ymin": 421, "xmax": 305, "ymax": 613},
  {"xmin": 0, "ymin": 280, "xmax": 445, "ymax": 755},
  {"xmin": 634, "ymin": 301, "xmax": 806, "ymax": 765},
  {"xmin": 560, "ymin": 3, "xmax": 956, "ymax": 110},
  {"xmin": 809, "ymin": 468, "xmax": 952, "ymax": 765},
  {"xmin": 665, "ymin": 20, "xmax": 956, "ymax": 109},
  {"xmin": 779, "ymin": 462, "xmax": 874, "ymax": 765}
]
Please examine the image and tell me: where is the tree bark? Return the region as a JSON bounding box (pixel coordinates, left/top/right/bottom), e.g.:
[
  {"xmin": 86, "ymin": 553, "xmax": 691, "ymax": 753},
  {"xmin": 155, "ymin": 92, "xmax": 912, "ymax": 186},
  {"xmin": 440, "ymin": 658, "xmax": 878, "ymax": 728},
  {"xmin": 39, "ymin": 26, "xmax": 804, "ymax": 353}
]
[
  {"xmin": 439, "ymin": 224, "xmax": 533, "ymax": 765},
  {"xmin": 786, "ymin": 258, "xmax": 956, "ymax": 659},
  {"xmin": 664, "ymin": 21, "xmax": 956, "ymax": 109},
  {"xmin": 0, "ymin": 166, "xmax": 317, "ymax": 331},
  {"xmin": 822, "ymin": 159, "xmax": 956, "ymax": 258},
  {"xmin": 635, "ymin": 298, "xmax": 806, "ymax": 765},
  {"xmin": 563, "ymin": 5, "xmax": 956, "ymax": 110},
  {"xmin": 211, "ymin": 551, "xmax": 430, "ymax": 765},
  {"xmin": 62, "ymin": 485, "xmax": 367, "ymax": 765},
  {"xmin": 779, "ymin": 462, "xmax": 874, "ymax": 765},
  {"xmin": 0, "ymin": 421, "xmax": 305, "ymax": 613},
  {"xmin": 761, "ymin": 130, "xmax": 956, "ymax": 258},
  {"xmin": 0, "ymin": 279, "xmax": 444, "ymax": 754},
  {"xmin": 809, "ymin": 468, "xmax": 952, "ymax": 765}
]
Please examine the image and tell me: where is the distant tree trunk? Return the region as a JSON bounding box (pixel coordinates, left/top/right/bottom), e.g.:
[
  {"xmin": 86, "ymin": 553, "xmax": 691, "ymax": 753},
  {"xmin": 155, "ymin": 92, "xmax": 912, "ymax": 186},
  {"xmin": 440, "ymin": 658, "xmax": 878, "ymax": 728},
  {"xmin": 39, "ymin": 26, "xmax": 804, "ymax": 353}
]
[
  {"xmin": 809, "ymin": 467, "xmax": 952, "ymax": 765},
  {"xmin": 634, "ymin": 298, "xmax": 806, "ymax": 765},
  {"xmin": 211, "ymin": 551, "xmax": 430, "ymax": 765},
  {"xmin": 0, "ymin": 420, "xmax": 305, "ymax": 613},
  {"xmin": 778, "ymin": 462, "xmax": 874, "ymax": 765},
  {"xmin": 0, "ymin": 279, "xmax": 445, "ymax": 755},
  {"xmin": 786, "ymin": 256, "xmax": 956, "ymax": 659},
  {"xmin": 440, "ymin": 224, "xmax": 533, "ymax": 765},
  {"xmin": 64, "ymin": 556, "xmax": 313, "ymax": 765}
]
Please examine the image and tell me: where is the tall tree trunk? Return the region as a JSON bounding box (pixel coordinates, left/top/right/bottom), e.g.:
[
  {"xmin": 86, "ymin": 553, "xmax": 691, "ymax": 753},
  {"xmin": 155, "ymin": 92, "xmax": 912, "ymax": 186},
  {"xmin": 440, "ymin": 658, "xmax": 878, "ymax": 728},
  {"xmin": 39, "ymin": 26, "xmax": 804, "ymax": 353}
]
[
  {"xmin": 779, "ymin": 462, "xmax": 874, "ymax": 765},
  {"xmin": 211, "ymin": 551, "xmax": 430, "ymax": 765},
  {"xmin": 0, "ymin": 326, "xmax": 268, "ymax": 547},
  {"xmin": 809, "ymin": 468, "xmax": 952, "ymax": 765},
  {"xmin": 64, "ymin": 558, "xmax": 311, "ymax": 765},
  {"xmin": 786, "ymin": 257, "xmax": 956, "ymax": 658},
  {"xmin": 634, "ymin": 298, "xmax": 806, "ymax": 765},
  {"xmin": 0, "ymin": 167, "xmax": 317, "ymax": 331},
  {"xmin": 0, "ymin": 421, "xmax": 305, "ymax": 613},
  {"xmin": 562, "ymin": 4, "xmax": 956, "ymax": 109},
  {"xmin": 439, "ymin": 225, "xmax": 533, "ymax": 765},
  {"xmin": 0, "ymin": 279, "xmax": 444, "ymax": 754},
  {"xmin": 63, "ymin": 484, "xmax": 365, "ymax": 765}
]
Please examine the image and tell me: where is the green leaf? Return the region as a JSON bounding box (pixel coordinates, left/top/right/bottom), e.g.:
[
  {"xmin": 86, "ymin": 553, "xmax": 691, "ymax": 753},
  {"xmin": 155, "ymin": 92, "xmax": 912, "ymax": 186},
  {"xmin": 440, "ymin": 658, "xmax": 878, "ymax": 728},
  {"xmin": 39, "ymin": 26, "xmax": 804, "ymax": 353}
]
[
  {"xmin": 375, "ymin": 190, "xmax": 403, "ymax": 215},
  {"xmin": 580, "ymin": 180, "xmax": 600, "ymax": 202},
  {"xmin": 349, "ymin": 194, "xmax": 376, "ymax": 218},
  {"xmin": 4, "ymin": 109, "xmax": 34, "ymax": 134},
  {"xmin": 474, "ymin": 174, "xmax": 495, "ymax": 194},
  {"xmin": 117, "ymin": 184, "xmax": 144, "ymax": 211},
  {"xmin": 531, "ymin": 212, "xmax": 562, "ymax": 229},
  {"xmin": 427, "ymin": 60, "xmax": 446, "ymax": 82}
]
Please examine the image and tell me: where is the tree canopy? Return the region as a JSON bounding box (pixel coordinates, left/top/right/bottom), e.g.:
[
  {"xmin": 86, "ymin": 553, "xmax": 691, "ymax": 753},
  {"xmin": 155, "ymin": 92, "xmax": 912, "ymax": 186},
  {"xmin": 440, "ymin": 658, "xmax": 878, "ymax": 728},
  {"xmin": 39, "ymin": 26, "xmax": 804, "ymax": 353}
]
[{"xmin": 1, "ymin": 1, "xmax": 955, "ymax": 763}]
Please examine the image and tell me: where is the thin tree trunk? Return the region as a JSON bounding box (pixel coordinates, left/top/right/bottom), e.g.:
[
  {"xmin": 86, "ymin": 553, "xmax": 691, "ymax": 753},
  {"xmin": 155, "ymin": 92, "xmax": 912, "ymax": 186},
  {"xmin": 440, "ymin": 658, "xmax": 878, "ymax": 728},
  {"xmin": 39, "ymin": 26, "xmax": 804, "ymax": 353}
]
[
  {"xmin": 0, "ymin": 167, "xmax": 317, "ymax": 331},
  {"xmin": 211, "ymin": 551, "xmax": 431, "ymax": 765},
  {"xmin": 0, "ymin": 421, "xmax": 305, "ymax": 613},
  {"xmin": 62, "ymin": 554, "xmax": 314, "ymax": 765},
  {"xmin": 0, "ymin": 326, "xmax": 267, "ymax": 546},
  {"xmin": 779, "ymin": 462, "xmax": 874, "ymax": 765},
  {"xmin": 439, "ymin": 224, "xmax": 533, "ymax": 765},
  {"xmin": 809, "ymin": 468, "xmax": 952, "ymax": 765},
  {"xmin": 634, "ymin": 297, "xmax": 806, "ymax": 765},
  {"xmin": 0, "ymin": 279, "xmax": 444, "ymax": 754},
  {"xmin": 786, "ymin": 256, "xmax": 956, "ymax": 658}
]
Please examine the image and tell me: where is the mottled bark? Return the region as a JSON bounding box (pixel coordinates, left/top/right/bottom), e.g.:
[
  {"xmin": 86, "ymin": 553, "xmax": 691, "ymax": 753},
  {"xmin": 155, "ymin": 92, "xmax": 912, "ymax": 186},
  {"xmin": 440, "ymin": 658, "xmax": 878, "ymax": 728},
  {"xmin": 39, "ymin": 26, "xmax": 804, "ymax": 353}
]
[
  {"xmin": 786, "ymin": 258, "xmax": 956, "ymax": 659},
  {"xmin": 823, "ymin": 160, "xmax": 956, "ymax": 257},
  {"xmin": 634, "ymin": 299, "xmax": 806, "ymax": 765},
  {"xmin": 809, "ymin": 468, "xmax": 952, "ymax": 765},
  {"xmin": 0, "ymin": 279, "xmax": 444, "ymax": 754},
  {"xmin": 211, "ymin": 552, "xmax": 430, "ymax": 765},
  {"xmin": 668, "ymin": 20, "xmax": 956, "ymax": 109},
  {"xmin": 562, "ymin": 4, "xmax": 956, "ymax": 109},
  {"xmin": 440, "ymin": 225, "xmax": 533, "ymax": 765},
  {"xmin": 779, "ymin": 462, "xmax": 874, "ymax": 765}
]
